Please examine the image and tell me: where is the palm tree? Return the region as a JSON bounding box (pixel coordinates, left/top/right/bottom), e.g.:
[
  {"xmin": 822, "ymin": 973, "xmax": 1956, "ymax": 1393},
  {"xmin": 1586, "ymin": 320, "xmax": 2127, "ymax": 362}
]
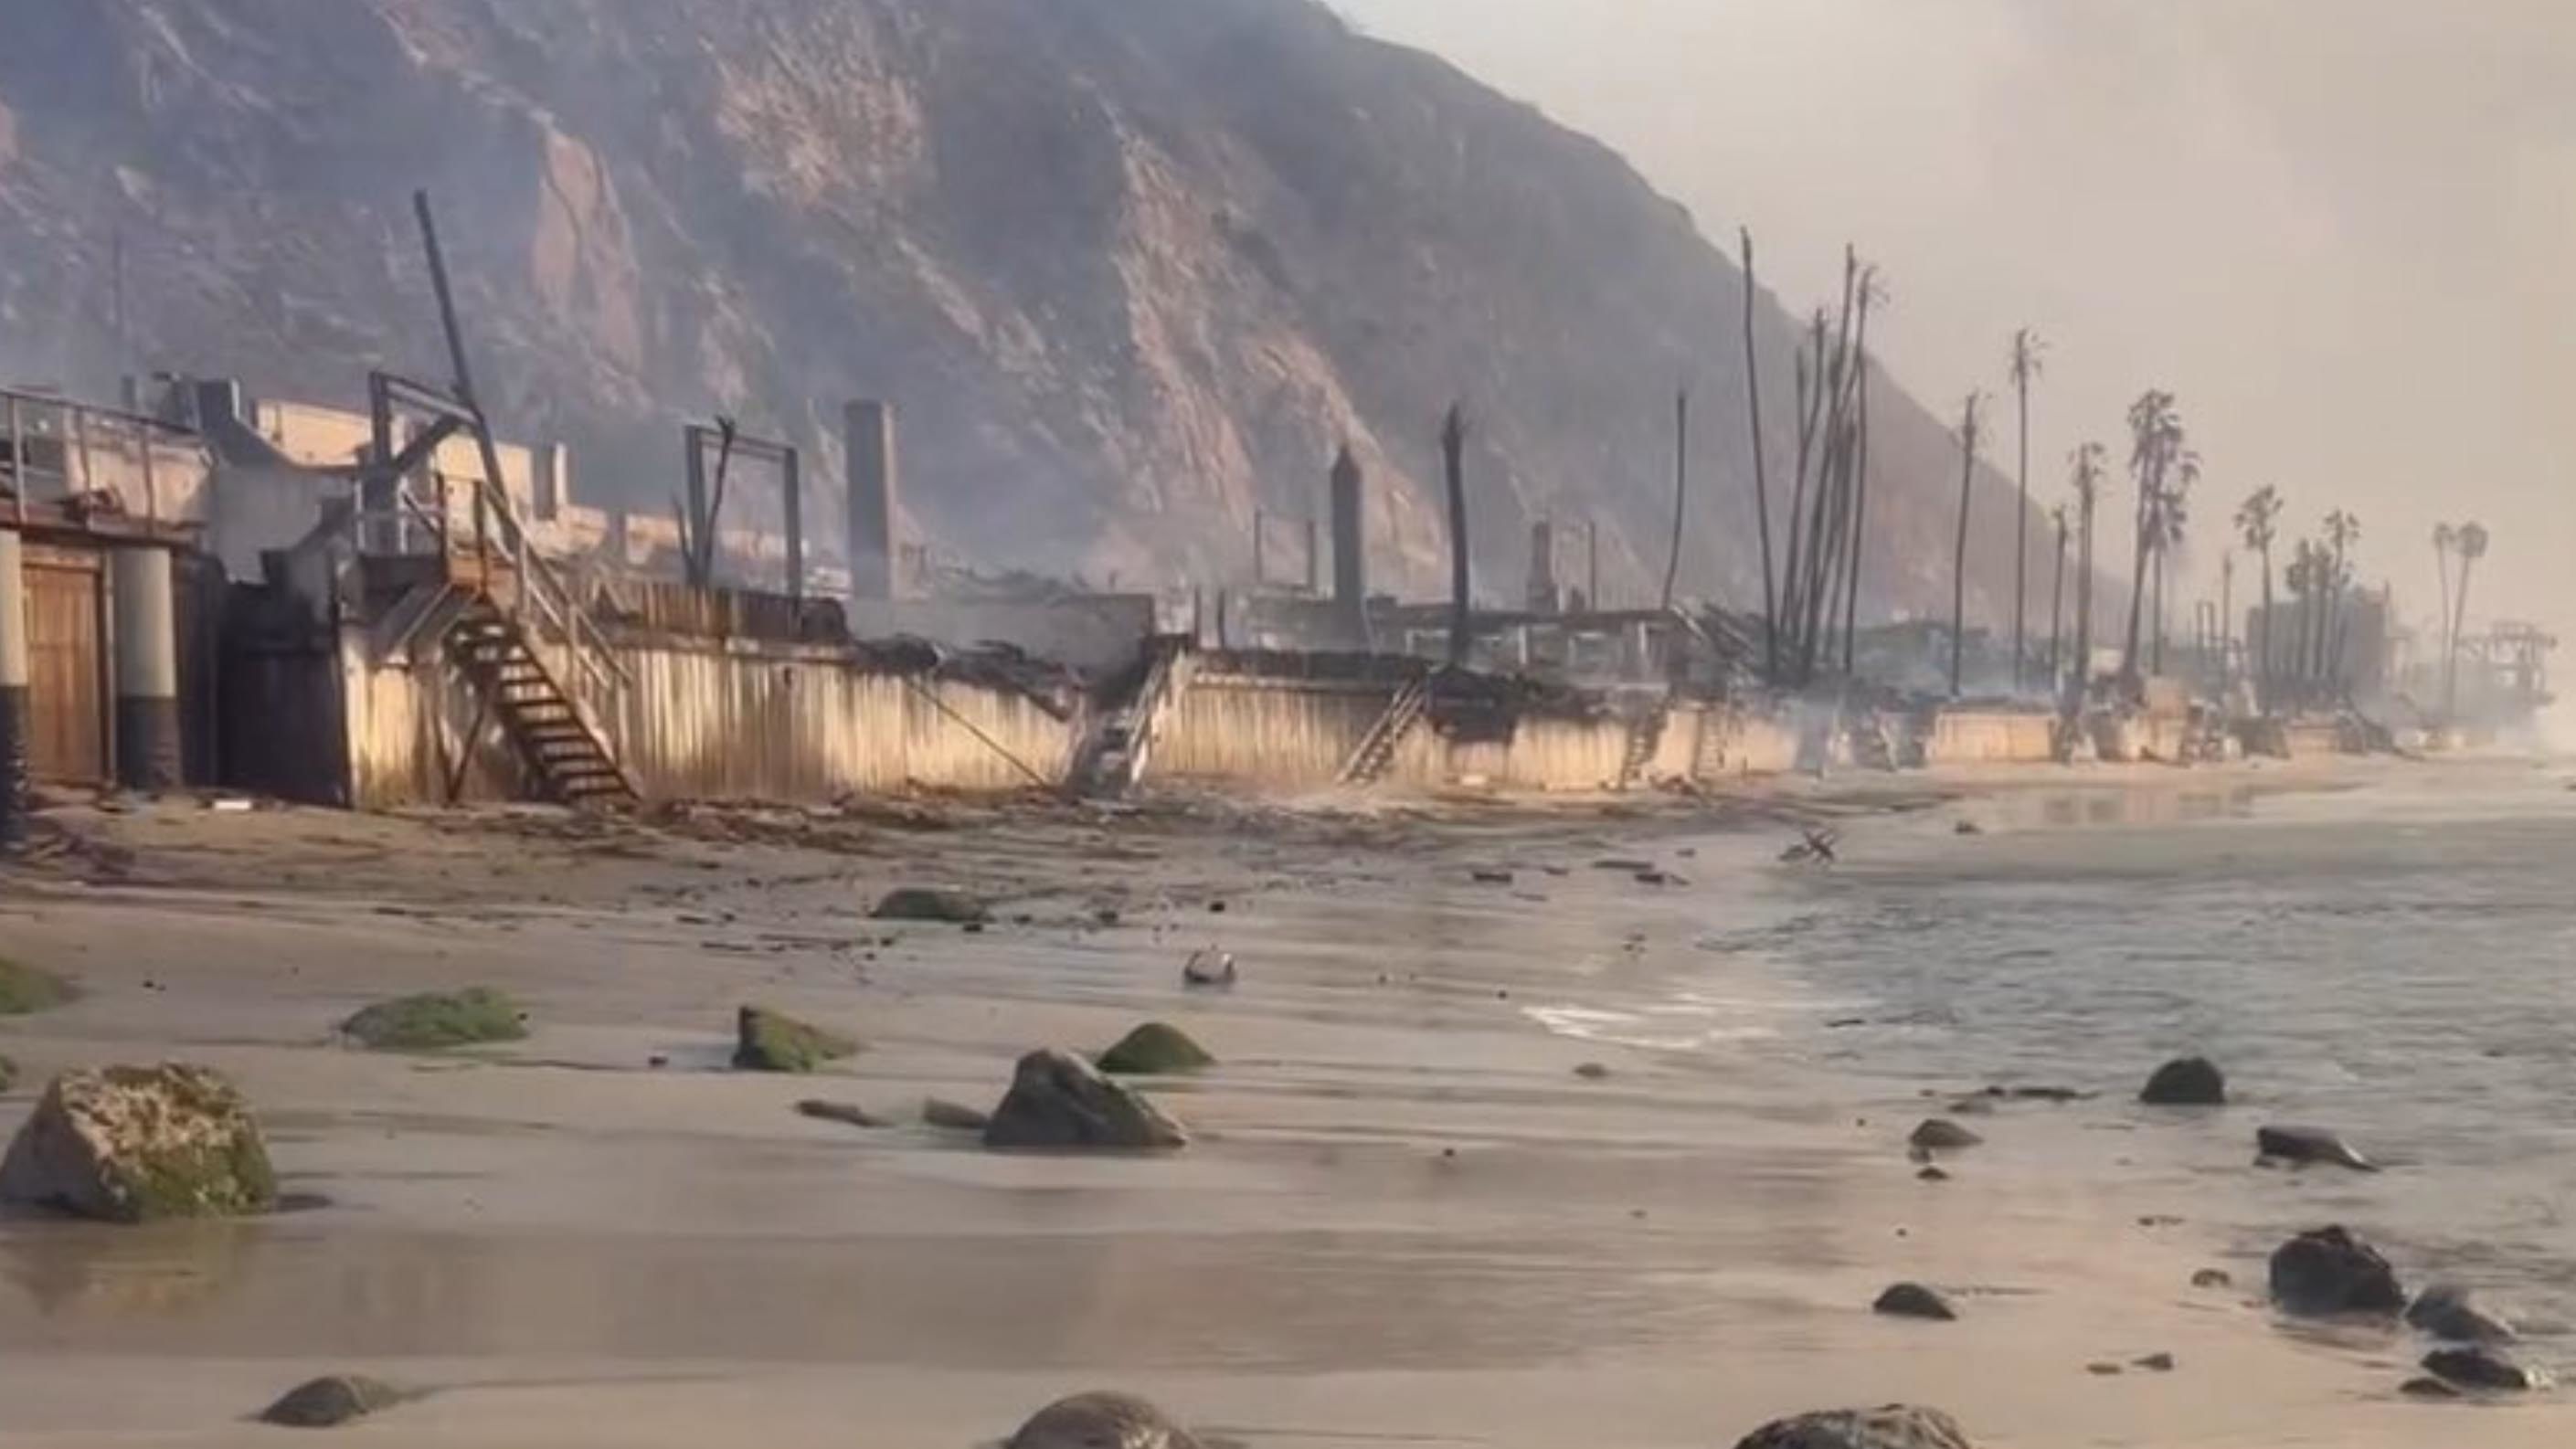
[
  {"xmin": 2120, "ymin": 390, "xmax": 2183, "ymax": 682},
  {"xmin": 2152, "ymin": 450, "xmax": 2198, "ymax": 674},
  {"xmin": 2433, "ymin": 523, "xmax": 2458, "ymax": 704},
  {"xmin": 2067, "ymin": 442, "xmax": 2106, "ymax": 711},
  {"xmin": 2234, "ymin": 486, "xmax": 2282, "ymax": 704},
  {"xmin": 2048, "ymin": 502, "xmax": 2070, "ymax": 690},
  {"xmin": 2322, "ymin": 509, "xmax": 2360, "ymax": 691},
  {"xmin": 2284, "ymin": 540, "xmax": 2316, "ymax": 697},
  {"xmin": 2445, "ymin": 521, "xmax": 2489, "ymax": 719},
  {"xmin": 1949, "ymin": 391, "xmax": 1985, "ymax": 696},
  {"xmin": 2008, "ymin": 329, "xmax": 2045, "ymax": 691}
]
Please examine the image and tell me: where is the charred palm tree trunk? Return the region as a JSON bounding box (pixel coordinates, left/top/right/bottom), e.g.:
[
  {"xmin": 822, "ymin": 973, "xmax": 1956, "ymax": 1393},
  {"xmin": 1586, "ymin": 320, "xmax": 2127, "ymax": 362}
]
[
  {"xmin": 1442, "ymin": 404, "xmax": 1470, "ymax": 668},
  {"xmin": 1740, "ymin": 230, "xmax": 1778, "ymax": 682}
]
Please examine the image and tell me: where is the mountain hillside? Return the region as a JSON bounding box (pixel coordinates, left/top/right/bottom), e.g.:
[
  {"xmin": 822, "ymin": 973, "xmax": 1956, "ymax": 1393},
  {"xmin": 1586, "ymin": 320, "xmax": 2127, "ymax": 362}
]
[{"xmin": 0, "ymin": 0, "xmax": 2052, "ymax": 623}]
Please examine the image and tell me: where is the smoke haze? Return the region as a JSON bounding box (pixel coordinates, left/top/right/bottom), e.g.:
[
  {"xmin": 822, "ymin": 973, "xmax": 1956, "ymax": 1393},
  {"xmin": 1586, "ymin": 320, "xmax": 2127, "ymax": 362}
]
[{"xmin": 1336, "ymin": 0, "xmax": 2576, "ymax": 646}]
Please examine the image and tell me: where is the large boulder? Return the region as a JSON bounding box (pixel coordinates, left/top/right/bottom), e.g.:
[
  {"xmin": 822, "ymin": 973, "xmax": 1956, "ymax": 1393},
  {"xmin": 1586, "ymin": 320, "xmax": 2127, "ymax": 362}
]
[
  {"xmin": 733, "ymin": 1005, "xmax": 857, "ymax": 1074},
  {"xmin": 258, "ymin": 1374, "xmax": 404, "ymax": 1427},
  {"xmin": 1096, "ymin": 1022, "xmax": 1214, "ymax": 1075},
  {"xmin": 0, "ymin": 1064, "xmax": 278, "ymax": 1222},
  {"xmin": 339, "ymin": 988, "xmax": 527, "ymax": 1051},
  {"xmin": 1008, "ymin": 1391, "xmax": 1203, "ymax": 1449},
  {"xmin": 872, "ymin": 887, "xmax": 990, "ymax": 924},
  {"xmin": 0, "ymin": 957, "xmax": 75, "ymax": 1015},
  {"xmin": 2140, "ymin": 1056, "xmax": 2226, "ymax": 1105},
  {"xmin": 985, "ymin": 1049, "xmax": 1187, "ymax": 1151},
  {"xmin": 1733, "ymin": 1404, "xmax": 1976, "ymax": 1449},
  {"xmin": 2268, "ymin": 1225, "xmax": 2405, "ymax": 1317}
]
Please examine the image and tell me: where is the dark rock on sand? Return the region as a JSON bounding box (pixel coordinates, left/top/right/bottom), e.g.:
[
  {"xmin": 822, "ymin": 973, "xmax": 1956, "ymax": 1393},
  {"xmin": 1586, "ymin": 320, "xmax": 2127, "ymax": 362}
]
[
  {"xmin": 259, "ymin": 1374, "xmax": 404, "ymax": 1427},
  {"xmin": 793, "ymin": 1098, "xmax": 885, "ymax": 1128},
  {"xmin": 0, "ymin": 1063, "xmax": 277, "ymax": 1222},
  {"xmin": 733, "ymin": 1006, "xmax": 857, "ymax": 1074},
  {"xmin": 2256, "ymin": 1125, "xmax": 2378, "ymax": 1171},
  {"xmin": 339, "ymin": 988, "xmax": 527, "ymax": 1050},
  {"xmin": 1470, "ymin": 868, "xmax": 1514, "ymax": 884},
  {"xmin": 1909, "ymin": 1118, "xmax": 1983, "ymax": 1151},
  {"xmin": 1008, "ymin": 1391, "xmax": 1203, "ymax": 1449},
  {"xmin": 871, "ymin": 887, "xmax": 990, "ymax": 924},
  {"xmin": 984, "ymin": 1049, "xmax": 1186, "ymax": 1150},
  {"xmin": 1916, "ymin": 1165, "xmax": 1950, "ymax": 1182},
  {"xmin": 2134, "ymin": 1352, "xmax": 2176, "ymax": 1372},
  {"xmin": 1732, "ymin": 1404, "xmax": 1975, "ymax": 1449},
  {"xmin": 1097, "ymin": 1021, "xmax": 1214, "ymax": 1075},
  {"xmin": 2422, "ymin": 1347, "xmax": 2544, "ymax": 1391},
  {"xmin": 923, "ymin": 1096, "xmax": 992, "ymax": 1131},
  {"xmin": 2269, "ymin": 1225, "xmax": 2406, "ymax": 1317},
  {"xmin": 1872, "ymin": 1283, "xmax": 1957, "ymax": 1321},
  {"xmin": 2140, "ymin": 1056, "xmax": 2226, "ymax": 1105},
  {"xmin": 1181, "ymin": 949, "xmax": 1236, "ymax": 989},
  {"xmin": 2191, "ymin": 1268, "xmax": 2233, "ymax": 1290},
  {"xmin": 1574, "ymin": 1062, "xmax": 1611, "ymax": 1080},
  {"xmin": 2409, "ymin": 1282, "xmax": 2518, "ymax": 1344},
  {"xmin": 2401, "ymin": 1375, "xmax": 2463, "ymax": 1399}
]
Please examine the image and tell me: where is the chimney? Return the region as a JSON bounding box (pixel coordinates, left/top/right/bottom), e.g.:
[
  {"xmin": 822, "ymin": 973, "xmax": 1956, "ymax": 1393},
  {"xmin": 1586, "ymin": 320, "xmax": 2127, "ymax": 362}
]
[
  {"xmin": 844, "ymin": 400, "xmax": 898, "ymax": 602},
  {"xmin": 1526, "ymin": 519, "xmax": 1558, "ymax": 613},
  {"xmin": 1329, "ymin": 446, "xmax": 1364, "ymax": 631}
]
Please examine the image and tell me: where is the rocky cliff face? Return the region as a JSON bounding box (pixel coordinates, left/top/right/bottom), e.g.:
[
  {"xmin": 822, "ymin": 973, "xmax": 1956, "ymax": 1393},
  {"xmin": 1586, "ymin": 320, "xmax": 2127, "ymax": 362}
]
[{"xmin": 0, "ymin": 0, "xmax": 2047, "ymax": 621}]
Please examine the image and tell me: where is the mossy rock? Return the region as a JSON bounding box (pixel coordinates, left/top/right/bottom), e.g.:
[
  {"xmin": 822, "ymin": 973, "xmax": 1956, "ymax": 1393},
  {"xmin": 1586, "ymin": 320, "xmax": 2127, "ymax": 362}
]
[
  {"xmin": 0, "ymin": 957, "xmax": 75, "ymax": 1015},
  {"xmin": 259, "ymin": 1374, "xmax": 407, "ymax": 1428},
  {"xmin": 339, "ymin": 989, "xmax": 528, "ymax": 1051},
  {"xmin": 734, "ymin": 1005, "xmax": 857, "ymax": 1074},
  {"xmin": 1097, "ymin": 1021, "xmax": 1214, "ymax": 1076},
  {"xmin": 0, "ymin": 1063, "xmax": 278, "ymax": 1222},
  {"xmin": 871, "ymin": 887, "xmax": 991, "ymax": 924}
]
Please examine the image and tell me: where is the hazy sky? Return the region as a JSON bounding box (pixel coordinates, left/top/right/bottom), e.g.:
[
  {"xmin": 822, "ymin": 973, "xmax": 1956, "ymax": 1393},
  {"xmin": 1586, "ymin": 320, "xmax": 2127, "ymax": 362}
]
[{"xmin": 1332, "ymin": 0, "xmax": 2576, "ymax": 646}]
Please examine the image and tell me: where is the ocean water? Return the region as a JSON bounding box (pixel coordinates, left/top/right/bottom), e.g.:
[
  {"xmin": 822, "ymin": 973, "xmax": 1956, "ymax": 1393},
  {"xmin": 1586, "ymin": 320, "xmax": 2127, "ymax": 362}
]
[{"xmin": 1701, "ymin": 760, "xmax": 2576, "ymax": 1352}]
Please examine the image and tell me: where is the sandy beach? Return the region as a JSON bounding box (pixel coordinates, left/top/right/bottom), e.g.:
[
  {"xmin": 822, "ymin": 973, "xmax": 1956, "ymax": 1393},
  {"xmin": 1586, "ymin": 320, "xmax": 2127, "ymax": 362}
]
[{"xmin": 1, "ymin": 762, "xmax": 2570, "ymax": 1448}]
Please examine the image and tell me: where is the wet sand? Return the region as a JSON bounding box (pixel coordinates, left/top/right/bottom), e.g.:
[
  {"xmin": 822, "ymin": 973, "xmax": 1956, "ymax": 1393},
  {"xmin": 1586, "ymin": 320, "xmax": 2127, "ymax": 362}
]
[{"xmin": 0, "ymin": 767, "xmax": 2567, "ymax": 1447}]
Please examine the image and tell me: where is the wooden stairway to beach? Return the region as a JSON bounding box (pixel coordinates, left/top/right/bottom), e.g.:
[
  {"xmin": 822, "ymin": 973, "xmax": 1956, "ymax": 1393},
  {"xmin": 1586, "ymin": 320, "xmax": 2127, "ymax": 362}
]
[{"xmin": 1338, "ymin": 672, "xmax": 1430, "ymax": 787}]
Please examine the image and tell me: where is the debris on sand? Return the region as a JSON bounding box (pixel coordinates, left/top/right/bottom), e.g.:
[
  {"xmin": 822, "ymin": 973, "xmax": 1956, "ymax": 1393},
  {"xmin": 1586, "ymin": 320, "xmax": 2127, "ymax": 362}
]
[
  {"xmin": 0, "ymin": 1063, "xmax": 277, "ymax": 1222},
  {"xmin": 258, "ymin": 1374, "xmax": 406, "ymax": 1428},
  {"xmin": 1097, "ymin": 1021, "xmax": 1215, "ymax": 1075},
  {"xmin": 870, "ymin": 887, "xmax": 991, "ymax": 924},
  {"xmin": 1780, "ymin": 828, "xmax": 1840, "ymax": 865},
  {"xmin": 733, "ymin": 1006, "xmax": 859, "ymax": 1074},
  {"xmin": 922, "ymin": 1097, "xmax": 991, "ymax": 1132},
  {"xmin": 1008, "ymin": 1391, "xmax": 1203, "ymax": 1449},
  {"xmin": 793, "ymin": 1098, "xmax": 885, "ymax": 1128},
  {"xmin": 984, "ymin": 1049, "xmax": 1186, "ymax": 1150},
  {"xmin": 339, "ymin": 989, "xmax": 527, "ymax": 1051}
]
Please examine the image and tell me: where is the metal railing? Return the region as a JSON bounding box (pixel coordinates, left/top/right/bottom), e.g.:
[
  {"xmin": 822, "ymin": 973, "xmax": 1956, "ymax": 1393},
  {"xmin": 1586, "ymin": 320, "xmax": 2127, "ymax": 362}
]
[{"xmin": 0, "ymin": 384, "xmax": 207, "ymax": 529}]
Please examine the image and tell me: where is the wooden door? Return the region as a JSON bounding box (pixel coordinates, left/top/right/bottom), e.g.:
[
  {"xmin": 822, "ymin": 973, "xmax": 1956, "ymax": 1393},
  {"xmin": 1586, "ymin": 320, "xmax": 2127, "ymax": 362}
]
[{"xmin": 23, "ymin": 546, "xmax": 104, "ymax": 784}]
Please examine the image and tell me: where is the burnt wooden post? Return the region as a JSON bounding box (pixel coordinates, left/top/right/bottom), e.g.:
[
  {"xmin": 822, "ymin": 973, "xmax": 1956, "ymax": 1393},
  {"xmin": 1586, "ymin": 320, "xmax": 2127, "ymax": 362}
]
[
  {"xmin": 781, "ymin": 445, "xmax": 803, "ymax": 603},
  {"xmin": 0, "ymin": 529, "xmax": 26, "ymax": 845}
]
